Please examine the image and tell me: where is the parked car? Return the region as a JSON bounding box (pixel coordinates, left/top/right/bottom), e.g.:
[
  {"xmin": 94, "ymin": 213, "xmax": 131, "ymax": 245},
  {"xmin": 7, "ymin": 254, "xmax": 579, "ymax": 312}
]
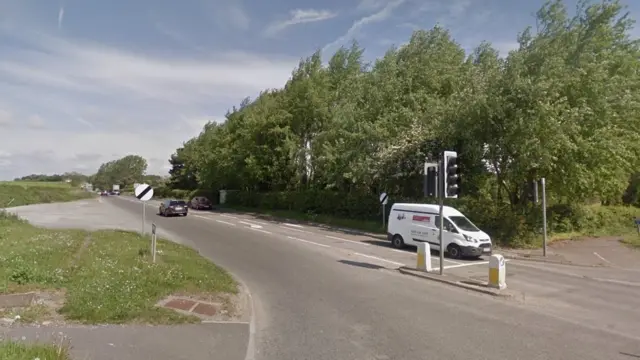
[
  {"xmin": 159, "ymin": 200, "xmax": 188, "ymax": 217},
  {"xmin": 189, "ymin": 196, "xmax": 212, "ymax": 210},
  {"xmin": 100, "ymin": 191, "xmax": 109, "ymax": 196}
]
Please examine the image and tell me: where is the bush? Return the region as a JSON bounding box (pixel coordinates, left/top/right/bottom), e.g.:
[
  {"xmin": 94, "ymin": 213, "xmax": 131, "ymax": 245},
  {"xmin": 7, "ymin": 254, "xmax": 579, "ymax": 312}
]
[{"xmin": 224, "ymin": 190, "xmax": 640, "ymax": 247}]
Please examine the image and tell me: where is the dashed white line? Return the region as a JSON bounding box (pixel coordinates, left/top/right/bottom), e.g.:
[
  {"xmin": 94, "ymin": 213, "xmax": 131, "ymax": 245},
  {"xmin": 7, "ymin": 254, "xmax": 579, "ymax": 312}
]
[
  {"xmin": 441, "ymin": 261, "xmax": 490, "ymax": 269},
  {"xmin": 353, "ymin": 252, "xmax": 405, "ymax": 266},
  {"xmin": 240, "ymin": 221, "xmax": 263, "ymax": 229},
  {"xmin": 593, "ymin": 252, "xmax": 611, "ymax": 264},
  {"xmin": 283, "ymin": 223, "xmax": 304, "ymax": 228},
  {"xmin": 250, "ymin": 228, "xmax": 272, "ymax": 235},
  {"xmin": 325, "ymin": 235, "xmax": 370, "ymax": 246},
  {"xmin": 215, "ymin": 219, "xmax": 237, "ymax": 226},
  {"xmin": 220, "ymin": 214, "xmax": 239, "ymax": 220},
  {"xmin": 286, "ymin": 236, "xmax": 330, "ymax": 248},
  {"xmin": 279, "ymin": 226, "xmax": 314, "ymax": 234}
]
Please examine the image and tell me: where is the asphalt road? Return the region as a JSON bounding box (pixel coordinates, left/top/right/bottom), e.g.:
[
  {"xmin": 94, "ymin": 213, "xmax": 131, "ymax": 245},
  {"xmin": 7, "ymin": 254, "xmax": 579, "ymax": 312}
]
[{"xmin": 98, "ymin": 196, "xmax": 640, "ymax": 360}]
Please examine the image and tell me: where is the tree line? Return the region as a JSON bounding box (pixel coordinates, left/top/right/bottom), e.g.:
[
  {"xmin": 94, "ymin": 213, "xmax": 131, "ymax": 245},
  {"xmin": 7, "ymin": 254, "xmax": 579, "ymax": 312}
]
[
  {"xmin": 91, "ymin": 155, "xmax": 160, "ymax": 191},
  {"xmin": 164, "ymin": 0, "xmax": 640, "ymax": 244},
  {"xmin": 14, "ymin": 172, "xmax": 90, "ymax": 185}
]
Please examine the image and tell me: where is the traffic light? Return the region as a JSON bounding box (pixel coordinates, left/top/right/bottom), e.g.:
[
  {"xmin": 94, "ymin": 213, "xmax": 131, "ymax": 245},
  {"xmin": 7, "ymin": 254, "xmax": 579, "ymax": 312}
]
[
  {"xmin": 527, "ymin": 180, "xmax": 539, "ymax": 203},
  {"xmin": 443, "ymin": 151, "xmax": 460, "ymax": 198},
  {"xmin": 424, "ymin": 166, "xmax": 437, "ymax": 197}
]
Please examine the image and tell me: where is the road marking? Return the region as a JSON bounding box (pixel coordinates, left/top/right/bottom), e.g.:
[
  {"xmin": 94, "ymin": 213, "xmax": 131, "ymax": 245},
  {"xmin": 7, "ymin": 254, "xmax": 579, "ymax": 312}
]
[
  {"xmin": 279, "ymin": 226, "xmax": 314, "ymax": 234},
  {"xmin": 441, "ymin": 261, "xmax": 490, "ymax": 269},
  {"xmin": 286, "ymin": 236, "xmax": 330, "ymax": 248},
  {"xmin": 215, "ymin": 219, "xmax": 237, "ymax": 226},
  {"xmin": 250, "ymin": 228, "xmax": 272, "ymax": 235},
  {"xmin": 220, "ymin": 214, "xmax": 238, "ymax": 220},
  {"xmin": 325, "ymin": 235, "xmax": 370, "ymax": 246},
  {"xmin": 283, "ymin": 223, "xmax": 303, "ymax": 228},
  {"xmin": 593, "ymin": 252, "xmax": 611, "ymax": 264},
  {"xmin": 353, "ymin": 252, "xmax": 405, "ymax": 267},
  {"xmin": 240, "ymin": 221, "xmax": 263, "ymax": 229}
]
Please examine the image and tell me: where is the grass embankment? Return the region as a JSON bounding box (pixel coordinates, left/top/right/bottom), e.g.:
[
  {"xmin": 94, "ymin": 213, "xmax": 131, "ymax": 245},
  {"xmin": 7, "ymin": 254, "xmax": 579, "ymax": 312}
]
[
  {"xmin": 0, "ymin": 212, "xmax": 237, "ymax": 324},
  {"xmin": 0, "ymin": 181, "xmax": 93, "ymax": 208},
  {"xmin": 0, "ymin": 340, "xmax": 69, "ymax": 360}
]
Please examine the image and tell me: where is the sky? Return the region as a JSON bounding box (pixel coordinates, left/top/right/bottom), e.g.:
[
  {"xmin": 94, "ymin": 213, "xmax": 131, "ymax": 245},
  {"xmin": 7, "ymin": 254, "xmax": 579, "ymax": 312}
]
[{"xmin": 0, "ymin": 0, "xmax": 639, "ymax": 180}]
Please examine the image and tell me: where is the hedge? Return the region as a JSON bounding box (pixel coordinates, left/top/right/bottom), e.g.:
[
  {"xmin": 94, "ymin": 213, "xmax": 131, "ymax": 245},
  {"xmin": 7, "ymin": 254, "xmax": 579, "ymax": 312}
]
[{"xmin": 225, "ymin": 190, "xmax": 640, "ymax": 246}]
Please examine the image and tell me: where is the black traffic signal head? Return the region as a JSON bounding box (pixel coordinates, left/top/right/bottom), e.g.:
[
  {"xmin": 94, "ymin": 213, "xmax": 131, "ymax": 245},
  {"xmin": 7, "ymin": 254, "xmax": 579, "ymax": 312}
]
[{"xmin": 443, "ymin": 151, "xmax": 460, "ymax": 198}]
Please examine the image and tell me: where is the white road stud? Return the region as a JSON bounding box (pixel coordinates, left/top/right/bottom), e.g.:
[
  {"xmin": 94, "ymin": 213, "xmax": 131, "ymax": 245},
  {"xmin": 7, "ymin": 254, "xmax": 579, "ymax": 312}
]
[{"xmin": 488, "ymin": 254, "xmax": 507, "ymax": 290}]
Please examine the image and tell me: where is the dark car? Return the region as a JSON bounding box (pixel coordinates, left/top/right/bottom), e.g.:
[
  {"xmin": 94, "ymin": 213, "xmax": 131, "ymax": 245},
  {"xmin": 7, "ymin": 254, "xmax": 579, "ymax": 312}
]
[
  {"xmin": 159, "ymin": 200, "xmax": 188, "ymax": 217},
  {"xmin": 189, "ymin": 196, "xmax": 212, "ymax": 210},
  {"xmin": 100, "ymin": 191, "xmax": 109, "ymax": 196}
]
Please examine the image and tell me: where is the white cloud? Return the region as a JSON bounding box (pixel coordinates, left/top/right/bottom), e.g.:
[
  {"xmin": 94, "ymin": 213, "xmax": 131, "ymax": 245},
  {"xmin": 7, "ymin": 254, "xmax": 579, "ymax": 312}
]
[
  {"xmin": 227, "ymin": 4, "xmax": 250, "ymax": 30},
  {"xmin": 264, "ymin": 9, "xmax": 337, "ymax": 36},
  {"xmin": 0, "ymin": 28, "xmax": 297, "ymax": 179},
  {"xmin": 0, "ymin": 109, "xmax": 12, "ymax": 127},
  {"xmin": 26, "ymin": 114, "xmax": 45, "ymax": 129},
  {"xmin": 0, "ymin": 32, "xmax": 296, "ymax": 105},
  {"xmin": 323, "ymin": 0, "xmax": 404, "ymax": 53},
  {"xmin": 57, "ymin": 6, "xmax": 64, "ymax": 29}
]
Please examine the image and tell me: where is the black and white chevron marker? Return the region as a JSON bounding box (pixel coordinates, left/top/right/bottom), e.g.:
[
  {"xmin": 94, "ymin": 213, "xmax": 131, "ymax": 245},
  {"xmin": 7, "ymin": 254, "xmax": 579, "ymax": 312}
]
[{"xmin": 134, "ymin": 183, "xmax": 154, "ymax": 201}]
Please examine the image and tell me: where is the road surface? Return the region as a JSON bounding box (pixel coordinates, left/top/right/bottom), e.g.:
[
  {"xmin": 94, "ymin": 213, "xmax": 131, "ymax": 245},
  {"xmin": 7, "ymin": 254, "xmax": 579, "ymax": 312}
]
[{"xmin": 9, "ymin": 197, "xmax": 640, "ymax": 359}]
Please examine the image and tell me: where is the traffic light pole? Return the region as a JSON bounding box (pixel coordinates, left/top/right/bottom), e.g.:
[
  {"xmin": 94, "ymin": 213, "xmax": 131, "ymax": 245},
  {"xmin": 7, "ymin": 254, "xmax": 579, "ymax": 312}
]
[
  {"xmin": 438, "ymin": 158, "xmax": 445, "ymax": 275},
  {"xmin": 541, "ymin": 177, "xmax": 547, "ymax": 257}
]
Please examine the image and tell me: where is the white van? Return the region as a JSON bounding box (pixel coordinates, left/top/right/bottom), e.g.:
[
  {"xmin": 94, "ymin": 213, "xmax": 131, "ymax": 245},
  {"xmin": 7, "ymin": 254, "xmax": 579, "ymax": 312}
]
[{"xmin": 386, "ymin": 203, "xmax": 492, "ymax": 259}]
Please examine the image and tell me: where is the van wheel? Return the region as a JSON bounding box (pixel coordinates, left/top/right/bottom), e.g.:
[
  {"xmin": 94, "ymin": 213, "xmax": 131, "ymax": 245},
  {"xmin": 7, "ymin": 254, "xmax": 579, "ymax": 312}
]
[
  {"xmin": 391, "ymin": 235, "xmax": 405, "ymax": 249},
  {"xmin": 447, "ymin": 244, "xmax": 462, "ymax": 259}
]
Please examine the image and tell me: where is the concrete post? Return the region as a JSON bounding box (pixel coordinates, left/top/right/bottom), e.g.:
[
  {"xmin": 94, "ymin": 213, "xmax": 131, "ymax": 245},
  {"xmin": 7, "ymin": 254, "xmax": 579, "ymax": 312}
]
[
  {"xmin": 416, "ymin": 242, "xmax": 432, "ymax": 272},
  {"xmin": 488, "ymin": 254, "xmax": 506, "ymax": 289}
]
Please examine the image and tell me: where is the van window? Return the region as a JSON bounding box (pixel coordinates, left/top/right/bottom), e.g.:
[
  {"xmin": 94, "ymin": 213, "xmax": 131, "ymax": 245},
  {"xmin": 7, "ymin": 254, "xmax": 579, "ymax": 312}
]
[
  {"xmin": 449, "ymin": 216, "xmax": 480, "ymax": 232},
  {"xmin": 434, "ymin": 216, "xmax": 457, "ymax": 233}
]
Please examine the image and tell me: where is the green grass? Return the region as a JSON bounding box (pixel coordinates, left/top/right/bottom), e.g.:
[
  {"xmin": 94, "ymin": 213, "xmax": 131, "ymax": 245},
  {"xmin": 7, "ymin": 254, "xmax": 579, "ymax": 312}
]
[
  {"xmin": 0, "ymin": 181, "xmax": 73, "ymax": 188},
  {"xmin": 0, "ymin": 340, "xmax": 69, "ymax": 360},
  {"xmin": 0, "ymin": 213, "xmax": 237, "ymax": 324},
  {"xmin": 222, "ymin": 206, "xmax": 385, "ymax": 234},
  {"xmin": 0, "ymin": 183, "xmax": 93, "ymax": 208},
  {"xmin": 621, "ymin": 233, "xmax": 640, "ymax": 248}
]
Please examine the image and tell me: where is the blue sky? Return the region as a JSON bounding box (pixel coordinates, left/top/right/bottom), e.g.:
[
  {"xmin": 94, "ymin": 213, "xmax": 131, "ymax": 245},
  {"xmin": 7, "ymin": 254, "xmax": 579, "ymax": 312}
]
[{"xmin": 0, "ymin": 0, "xmax": 639, "ymax": 180}]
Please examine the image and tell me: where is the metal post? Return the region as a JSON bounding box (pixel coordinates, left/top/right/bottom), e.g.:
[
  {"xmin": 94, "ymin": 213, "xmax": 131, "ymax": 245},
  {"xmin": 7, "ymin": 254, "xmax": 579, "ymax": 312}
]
[
  {"xmin": 541, "ymin": 178, "xmax": 547, "ymax": 257},
  {"xmin": 438, "ymin": 159, "xmax": 445, "ymax": 275},
  {"xmin": 142, "ymin": 202, "xmax": 146, "ymax": 236},
  {"xmin": 382, "ymin": 204, "xmax": 386, "ymax": 229},
  {"xmin": 152, "ymin": 233, "xmax": 157, "ymax": 263}
]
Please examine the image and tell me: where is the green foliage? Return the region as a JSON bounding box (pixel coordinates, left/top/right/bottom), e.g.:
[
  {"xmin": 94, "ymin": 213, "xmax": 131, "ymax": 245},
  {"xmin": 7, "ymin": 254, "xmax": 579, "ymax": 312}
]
[
  {"xmin": 0, "ymin": 183, "xmax": 93, "ymax": 208},
  {"xmin": 168, "ymin": 0, "xmax": 640, "ymax": 245},
  {"xmin": 92, "ymin": 155, "xmax": 148, "ymax": 190},
  {"xmin": 13, "ymin": 172, "xmax": 90, "ymax": 186}
]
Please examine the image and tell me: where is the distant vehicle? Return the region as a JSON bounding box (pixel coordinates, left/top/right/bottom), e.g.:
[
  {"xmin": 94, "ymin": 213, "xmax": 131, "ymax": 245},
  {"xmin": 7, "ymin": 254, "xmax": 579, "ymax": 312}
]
[
  {"xmin": 100, "ymin": 190, "xmax": 109, "ymax": 196},
  {"xmin": 386, "ymin": 203, "xmax": 492, "ymax": 259},
  {"xmin": 108, "ymin": 190, "xmax": 120, "ymax": 195},
  {"xmin": 159, "ymin": 200, "xmax": 188, "ymax": 217},
  {"xmin": 189, "ymin": 196, "xmax": 212, "ymax": 210}
]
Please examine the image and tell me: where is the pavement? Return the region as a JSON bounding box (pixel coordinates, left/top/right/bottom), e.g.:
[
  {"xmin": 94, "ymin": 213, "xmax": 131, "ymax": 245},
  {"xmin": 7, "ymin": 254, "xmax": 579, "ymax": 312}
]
[{"xmin": 5, "ymin": 196, "xmax": 640, "ymax": 360}]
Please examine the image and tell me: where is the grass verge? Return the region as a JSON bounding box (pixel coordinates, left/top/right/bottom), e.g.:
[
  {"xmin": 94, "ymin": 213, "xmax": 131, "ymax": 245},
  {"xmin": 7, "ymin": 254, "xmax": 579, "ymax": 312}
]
[
  {"xmin": 0, "ymin": 212, "xmax": 237, "ymax": 324},
  {"xmin": 220, "ymin": 206, "xmax": 385, "ymax": 234},
  {"xmin": 0, "ymin": 340, "xmax": 69, "ymax": 360},
  {"xmin": 0, "ymin": 183, "xmax": 93, "ymax": 208}
]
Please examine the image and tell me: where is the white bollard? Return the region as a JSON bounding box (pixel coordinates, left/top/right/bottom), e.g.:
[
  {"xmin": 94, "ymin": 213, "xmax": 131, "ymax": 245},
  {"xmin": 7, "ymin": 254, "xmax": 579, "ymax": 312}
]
[
  {"xmin": 416, "ymin": 242, "xmax": 432, "ymax": 272},
  {"xmin": 488, "ymin": 254, "xmax": 507, "ymax": 290}
]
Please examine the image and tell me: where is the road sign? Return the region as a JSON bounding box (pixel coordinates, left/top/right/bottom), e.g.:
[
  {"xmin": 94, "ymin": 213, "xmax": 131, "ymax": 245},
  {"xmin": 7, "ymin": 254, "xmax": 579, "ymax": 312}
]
[
  {"xmin": 635, "ymin": 218, "xmax": 640, "ymax": 225},
  {"xmin": 379, "ymin": 192, "xmax": 388, "ymax": 205},
  {"xmin": 152, "ymin": 223, "xmax": 156, "ymax": 235},
  {"xmin": 134, "ymin": 183, "xmax": 154, "ymax": 201}
]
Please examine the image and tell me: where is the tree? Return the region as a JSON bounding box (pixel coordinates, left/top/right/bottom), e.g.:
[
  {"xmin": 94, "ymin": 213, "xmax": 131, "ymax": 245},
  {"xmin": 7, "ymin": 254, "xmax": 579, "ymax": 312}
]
[{"xmin": 167, "ymin": 0, "xmax": 640, "ymax": 219}]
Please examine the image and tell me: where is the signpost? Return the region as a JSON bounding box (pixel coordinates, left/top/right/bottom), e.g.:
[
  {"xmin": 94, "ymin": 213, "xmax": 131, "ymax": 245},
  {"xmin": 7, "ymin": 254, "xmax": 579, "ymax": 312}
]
[
  {"xmin": 134, "ymin": 183, "xmax": 154, "ymax": 236},
  {"xmin": 380, "ymin": 192, "xmax": 389, "ymax": 229},
  {"xmin": 541, "ymin": 178, "xmax": 548, "ymax": 257},
  {"xmin": 635, "ymin": 217, "xmax": 640, "ymax": 235},
  {"xmin": 151, "ymin": 223, "xmax": 157, "ymax": 263}
]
